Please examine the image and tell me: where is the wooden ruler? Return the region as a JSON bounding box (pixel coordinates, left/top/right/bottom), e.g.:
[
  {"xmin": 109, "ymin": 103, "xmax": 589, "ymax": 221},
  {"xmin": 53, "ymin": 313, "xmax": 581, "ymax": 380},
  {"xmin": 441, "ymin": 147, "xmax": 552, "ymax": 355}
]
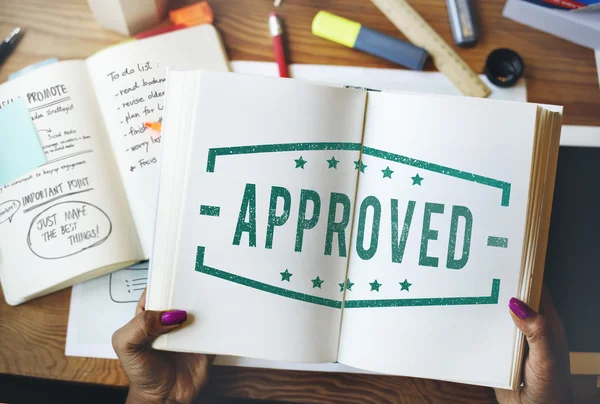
[{"xmin": 371, "ymin": 0, "xmax": 491, "ymax": 98}]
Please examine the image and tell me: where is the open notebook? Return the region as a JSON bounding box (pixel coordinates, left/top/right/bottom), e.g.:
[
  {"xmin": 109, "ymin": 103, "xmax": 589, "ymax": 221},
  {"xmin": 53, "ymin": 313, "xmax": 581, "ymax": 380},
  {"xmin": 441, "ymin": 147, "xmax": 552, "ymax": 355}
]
[
  {"xmin": 0, "ymin": 25, "xmax": 229, "ymax": 305},
  {"xmin": 148, "ymin": 70, "xmax": 562, "ymax": 389}
]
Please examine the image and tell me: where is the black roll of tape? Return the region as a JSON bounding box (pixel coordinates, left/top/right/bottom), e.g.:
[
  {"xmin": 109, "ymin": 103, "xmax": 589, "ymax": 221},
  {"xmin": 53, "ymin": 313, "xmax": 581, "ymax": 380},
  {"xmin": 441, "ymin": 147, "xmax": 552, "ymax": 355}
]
[{"xmin": 485, "ymin": 48, "xmax": 525, "ymax": 88}]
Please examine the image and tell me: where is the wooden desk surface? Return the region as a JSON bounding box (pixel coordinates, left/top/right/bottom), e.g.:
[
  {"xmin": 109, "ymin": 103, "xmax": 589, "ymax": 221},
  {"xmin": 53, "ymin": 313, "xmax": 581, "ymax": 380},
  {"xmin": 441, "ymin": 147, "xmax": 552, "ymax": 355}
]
[{"xmin": 1, "ymin": 0, "xmax": 599, "ymax": 403}]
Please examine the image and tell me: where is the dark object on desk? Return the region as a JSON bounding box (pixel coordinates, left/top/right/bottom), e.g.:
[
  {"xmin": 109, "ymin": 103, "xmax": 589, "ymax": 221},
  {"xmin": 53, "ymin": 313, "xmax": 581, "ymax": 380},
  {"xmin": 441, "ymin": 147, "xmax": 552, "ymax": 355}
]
[
  {"xmin": 0, "ymin": 27, "xmax": 23, "ymax": 67},
  {"xmin": 0, "ymin": 374, "xmax": 288, "ymax": 404},
  {"xmin": 545, "ymin": 146, "xmax": 600, "ymax": 353},
  {"xmin": 484, "ymin": 48, "xmax": 524, "ymax": 88},
  {"xmin": 446, "ymin": 0, "xmax": 479, "ymax": 47}
]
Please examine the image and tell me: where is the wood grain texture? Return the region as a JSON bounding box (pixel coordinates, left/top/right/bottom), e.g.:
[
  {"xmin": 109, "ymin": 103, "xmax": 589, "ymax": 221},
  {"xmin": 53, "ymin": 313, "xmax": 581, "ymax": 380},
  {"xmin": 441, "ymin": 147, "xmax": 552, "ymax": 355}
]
[{"xmin": 1, "ymin": 0, "xmax": 599, "ymax": 403}]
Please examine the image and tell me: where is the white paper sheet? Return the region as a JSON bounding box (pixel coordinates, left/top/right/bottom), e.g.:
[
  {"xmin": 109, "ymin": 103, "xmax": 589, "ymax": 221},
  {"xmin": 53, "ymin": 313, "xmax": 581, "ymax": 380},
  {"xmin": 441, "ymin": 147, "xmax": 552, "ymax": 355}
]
[
  {"xmin": 338, "ymin": 92, "xmax": 538, "ymax": 386},
  {"xmin": 560, "ymin": 125, "xmax": 600, "ymax": 146},
  {"xmin": 66, "ymin": 262, "xmax": 148, "ymax": 358},
  {"xmin": 67, "ymin": 62, "xmax": 528, "ymax": 373},
  {"xmin": 231, "ymin": 61, "xmax": 528, "ymax": 102}
]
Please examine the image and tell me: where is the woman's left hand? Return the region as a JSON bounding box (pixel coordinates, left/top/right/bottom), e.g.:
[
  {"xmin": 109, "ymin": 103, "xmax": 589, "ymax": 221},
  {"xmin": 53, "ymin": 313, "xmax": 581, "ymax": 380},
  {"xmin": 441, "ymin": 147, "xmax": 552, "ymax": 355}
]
[{"xmin": 112, "ymin": 289, "xmax": 213, "ymax": 404}]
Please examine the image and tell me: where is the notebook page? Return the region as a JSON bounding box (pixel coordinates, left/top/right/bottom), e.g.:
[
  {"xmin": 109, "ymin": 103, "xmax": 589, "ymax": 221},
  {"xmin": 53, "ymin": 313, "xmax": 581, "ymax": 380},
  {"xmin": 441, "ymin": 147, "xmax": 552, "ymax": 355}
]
[
  {"xmin": 86, "ymin": 25, "xmax": 229, "ymax": 257},
  {"xmin": 151, "ymin": 71, "xmax": 366, "ymax": 363},
  {"xmin": 337, "ymin": 92, "xmax": 538, "ymax": 387},
  {"xmin": 0, "ymin": 61, "xmax": 142, "ymax": 305}
]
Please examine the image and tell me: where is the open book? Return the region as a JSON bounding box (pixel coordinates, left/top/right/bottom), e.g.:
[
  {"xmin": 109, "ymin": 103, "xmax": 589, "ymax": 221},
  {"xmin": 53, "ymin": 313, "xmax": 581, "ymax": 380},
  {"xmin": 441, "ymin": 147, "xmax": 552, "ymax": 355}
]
[
  {"xmin": 0, "ymin": 26, "xmax": 229, "ymax": 306},
  {"xmin": 148, "ymin": 70, "xmax": 562, "ymax": 389}
]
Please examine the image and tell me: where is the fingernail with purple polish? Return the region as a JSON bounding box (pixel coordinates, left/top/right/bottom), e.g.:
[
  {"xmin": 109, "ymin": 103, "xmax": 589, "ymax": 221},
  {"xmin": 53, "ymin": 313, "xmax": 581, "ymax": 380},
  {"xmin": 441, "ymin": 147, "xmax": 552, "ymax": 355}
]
[
  {"xmin": 509, "ymin": 298, "xmax": 534, "ymax": 320},
  {"xmin": 161, "ymin": 310, "xmax": 187, "ymax": 326}
]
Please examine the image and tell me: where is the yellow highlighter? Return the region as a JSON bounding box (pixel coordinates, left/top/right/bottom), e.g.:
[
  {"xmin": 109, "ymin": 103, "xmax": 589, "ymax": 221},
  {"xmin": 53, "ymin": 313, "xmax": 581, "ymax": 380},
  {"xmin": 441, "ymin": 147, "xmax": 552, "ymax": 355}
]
[{"xmin": 312, "ymin": 11, "xmax": 428, "ymax": 71}]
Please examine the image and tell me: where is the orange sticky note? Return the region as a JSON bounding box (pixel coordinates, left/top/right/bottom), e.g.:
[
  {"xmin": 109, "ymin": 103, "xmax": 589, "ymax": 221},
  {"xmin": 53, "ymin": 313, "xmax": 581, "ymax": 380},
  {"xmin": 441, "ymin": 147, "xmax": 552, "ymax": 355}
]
[{"xmin": 169, "ymin": 2, "xmax": 214, "ymax": 26}]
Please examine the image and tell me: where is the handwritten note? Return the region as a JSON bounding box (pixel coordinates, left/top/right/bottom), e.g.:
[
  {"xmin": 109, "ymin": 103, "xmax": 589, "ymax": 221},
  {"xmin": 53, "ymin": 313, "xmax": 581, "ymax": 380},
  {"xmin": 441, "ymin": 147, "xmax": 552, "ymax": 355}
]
[
  {"xmin": 0, "ymin": 26, "xmax": 229, "ymax": 305},
  {"xmin": 86, "ymin": 25, "xmax": 230, "ymax": 256},
  {"xmin": 28, "ymin": 201, "xmax": 112, "ymax": 259},
  {"xmin": 0, "ymin": 60, "xmax": 142, "ymax": 305},
  {"xmin": 106, "ymin": 61, "xmax": 164, "ymax": 172}
]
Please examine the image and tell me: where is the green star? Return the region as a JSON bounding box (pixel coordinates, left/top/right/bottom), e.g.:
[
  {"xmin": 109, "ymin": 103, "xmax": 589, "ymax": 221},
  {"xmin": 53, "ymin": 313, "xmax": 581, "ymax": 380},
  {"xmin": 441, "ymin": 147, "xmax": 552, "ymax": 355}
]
[
  {"xmin": 295, "ymin": 156, "xmax": 307, "ymax": 169},
  {"xmin": 338, "ymin": 278, "xmax": 355, "ymax": 292},
  {"xmin": 311, "ymin": 276, "xmax": 324, "ymax": 289},
  {"xmin": 369, "ymin": 279, "xmax": 382, "ymax": 292},
  {"xmin": 382, "ymin": 166, "xmax": 394, "ymax": 179},
  {"xmin": 354, "ymin": 160, "xmax": 367, "ymax": 173},
  {"xmin": 327, "ymin": 156, "xmax": 339, "ymax": 169},
  {"xmin": 399, "ymin": 279, "xmax": 412, "ymax": 292},
  {"xmin": 280, "ymin": 269, "xmax": 293, "ymax": 282},
  {"xmin": 411, "ymin": 173, "xmax": 423, "ymax": 186}
]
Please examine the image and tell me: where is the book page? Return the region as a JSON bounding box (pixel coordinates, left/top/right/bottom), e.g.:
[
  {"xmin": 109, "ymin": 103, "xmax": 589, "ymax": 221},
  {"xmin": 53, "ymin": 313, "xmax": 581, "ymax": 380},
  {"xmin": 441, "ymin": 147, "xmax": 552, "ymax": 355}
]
[
  {"xmin": 152, "ymin": 71, "xmax": 366, "ymax": 363},
  {"xmin": 86, "ymin": 25, "xmax": 230, "ymax": 257},
  {"xmin": 67, "ymin": 260, "xmax": 364, "ymax": 376},
  {"xmin": 0, "ymin": 61, "xmax": 143, "ymax": 305},
  {"xmin": 337, "ymin": 92, "xmax": 539, "ymax": 387},
  {"xmin": 67, "ymin": 257, "xmax": 364, "ymax": 374}
]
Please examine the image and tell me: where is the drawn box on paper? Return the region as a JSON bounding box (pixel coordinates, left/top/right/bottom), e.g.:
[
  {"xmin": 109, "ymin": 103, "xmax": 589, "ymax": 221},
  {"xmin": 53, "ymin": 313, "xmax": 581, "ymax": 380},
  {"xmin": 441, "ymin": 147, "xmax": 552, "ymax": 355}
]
[{"xmin": 109, "ymin": 264, "xmax": 149, "ymax": 303}]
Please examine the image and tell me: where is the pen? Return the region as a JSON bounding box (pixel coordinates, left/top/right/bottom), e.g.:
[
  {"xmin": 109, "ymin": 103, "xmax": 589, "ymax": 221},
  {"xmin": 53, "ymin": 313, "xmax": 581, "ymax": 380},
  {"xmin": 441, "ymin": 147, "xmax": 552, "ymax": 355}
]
[
  {"xmin": 269, "ymin": 13, "xmax": 289, "ymax": 78},
  {"xmin": 0, "ymin": 28, "xmax": 24, "ymax": 67}
]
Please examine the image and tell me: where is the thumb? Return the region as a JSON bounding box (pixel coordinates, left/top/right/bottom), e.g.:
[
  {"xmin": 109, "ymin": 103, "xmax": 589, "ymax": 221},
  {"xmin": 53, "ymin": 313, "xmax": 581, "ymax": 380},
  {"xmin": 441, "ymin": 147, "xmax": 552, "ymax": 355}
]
[
  {"xmin": 112, "ymin": 309, "xmax": 187, "ymax": 355},
  {"xmin": 508, "ymin": 297, "xmax": 552, "ymax": 364}
]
